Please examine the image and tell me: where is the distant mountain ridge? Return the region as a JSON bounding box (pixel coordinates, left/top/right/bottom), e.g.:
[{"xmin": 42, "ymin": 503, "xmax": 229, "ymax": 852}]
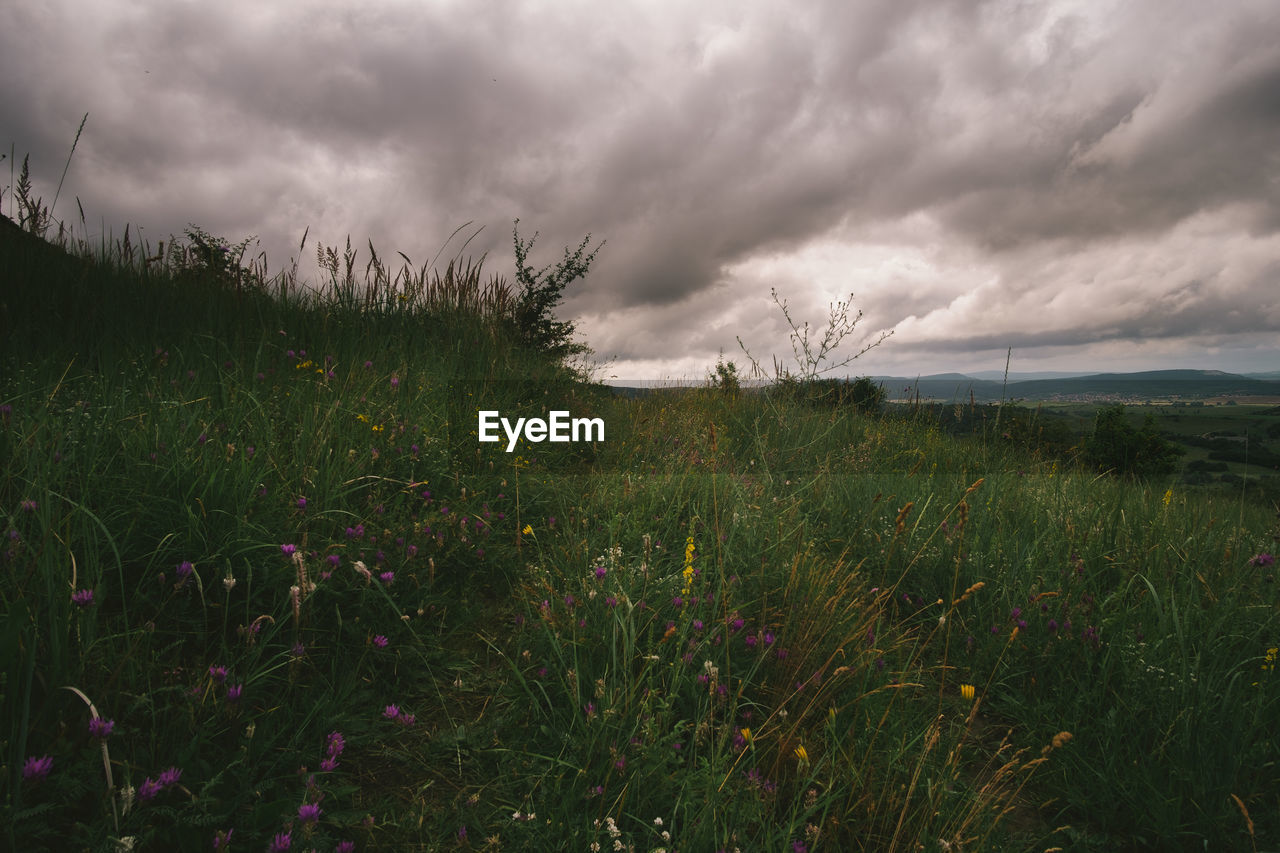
[{"xmin": 872, "ymin": 369, "xmax": 1280, "ymax": 402}]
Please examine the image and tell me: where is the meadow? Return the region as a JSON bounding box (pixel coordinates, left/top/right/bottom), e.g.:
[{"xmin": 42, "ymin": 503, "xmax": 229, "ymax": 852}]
[{"xmin": 2, "ymin": 181, "xmax": 1278, "ymax": 851}]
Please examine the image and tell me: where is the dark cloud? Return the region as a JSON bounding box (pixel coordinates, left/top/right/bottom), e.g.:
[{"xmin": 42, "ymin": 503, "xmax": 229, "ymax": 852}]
[{"xmin": 2, "ymin": 0, "xmax": 1277, "ymax": 377}]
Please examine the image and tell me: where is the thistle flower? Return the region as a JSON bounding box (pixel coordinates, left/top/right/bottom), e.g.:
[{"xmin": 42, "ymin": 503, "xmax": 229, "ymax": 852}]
[
  {"xmin": 88, "ymin": 717, "xmax": 115, "ymax": 739},
  {"xmin": 22, "ymin": 755, "xmax": 52, "ymax": 782}
]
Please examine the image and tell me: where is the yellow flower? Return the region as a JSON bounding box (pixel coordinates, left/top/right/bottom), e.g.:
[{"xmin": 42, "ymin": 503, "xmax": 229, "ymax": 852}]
[
  {"xmin": 960, "ymin": 683, "xmax": 975, "ymax": 701},
  {"xmin": 793, "ymin": 744, "xmax": 809, "ymax": 765},
  {"xmin": 372, "ymin": 424, "xmax": 383, "ymax": 433},
  {"xmin": 356, "ymin": 414, "xmax": 369, "ymax": 423},
  {"xmin": 522, "ymin": 524, "xmax": 533, "ymax": 535},
  {"xmin": 1163, "ymin": 488, "xmax": 1173, "ymax": 507},
  {"xmin": 740, "ymin": 727, "xmax": 752, "ymax": 744}
]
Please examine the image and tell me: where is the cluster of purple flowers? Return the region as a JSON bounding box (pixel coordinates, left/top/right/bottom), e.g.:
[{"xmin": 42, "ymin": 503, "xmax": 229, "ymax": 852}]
[
  {"xmin": 321, "ymin": 731, "xmax": 344, "ymax": 772},
  {"xmin": 138, "ymin": 766, "xmax": 183, "ymax": 802},
  {"xmin": 382, "ymin": 704, "xmax": 416, "ymax": 726}
]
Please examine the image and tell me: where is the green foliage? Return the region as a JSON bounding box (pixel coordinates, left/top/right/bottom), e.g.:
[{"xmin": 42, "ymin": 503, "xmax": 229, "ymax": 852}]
[
  {"xmin": 707, "ymin": 352, "xmax": 741, "ymax": 398},
  {"xmin": 510, "ymin": 219, "xmax": 603, "ymax": 359},
  {"xmin": 1085, "ymin": 404, "xmax": 1184, "ymax": 478}
]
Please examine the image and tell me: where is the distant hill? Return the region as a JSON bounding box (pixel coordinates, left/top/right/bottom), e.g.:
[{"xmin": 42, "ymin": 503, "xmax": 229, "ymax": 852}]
[{"xmin": 872, "ymin": 369, "xmax": 1280, "ymax": 402}]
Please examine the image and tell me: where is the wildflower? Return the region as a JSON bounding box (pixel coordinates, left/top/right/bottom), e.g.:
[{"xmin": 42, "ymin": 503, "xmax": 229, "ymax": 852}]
[
  {"xmin": 959, "ymin": 683, "xmax": 975, "ymax": 701},
  {"xmin": 383, "ymin": 704, "xmax": 401, "ymax": 720},
  {"xmin": 298, "ymin": 802, "xmax": 322, "ymax": 824},
  {"xmin": 88, "ymin": 717, "xmax": 115, "ymax": 739},
  {"xmin": 72, "ymin": 588, "xmax": 95, "ymax": 608},
  {"xmin": 594, "ymin": 565, "xmax": 607, "ymax": 580},
  {"xmin": 379, "ymin": 570, "xmax": 394, "ymax": 585},
  {"xmin": 20, "ymin": 499, "xmax": 37, "ymax": 513},
  {"xmin": 326, "ymin": 731, "xmax": 345, "ymax": 758},
  {"xmin": 794, "ymin": 744, "xmax": 809, "ymax": 765},
  {"xmin": 281, "ymin": 544, "xmax": 297, "ymax": 557},
  {"xmin": 22, "ymin": 755, "xmax": 52, "ymax": 782},
  {"xmin": 137, "ymin": 777, "xmax": 163, "ymax": 801},
  {"xmin": 373, "ymin": 635, "xmax": 388, "ymax": 648},
  {"xmin": 176, "ymin": 560, "xmax": 193, "ymax": 581},
  {"xmin": 522, "ymin": 524, "xmax": 533, "ymax": 535},
  {"xmin": 158, "ymin": 766, "xmax": 182, "ymax": 788},
  {"xmin": 268, "ymin": 831, "xmax": 292, "ymax": 852},
  {"xmin": 209, "ymin": 665, "xmax": 229, "ymax": 683},
  {"xmin": 1250, "ymin": 553, "xmax": 1275, "ymax": 567},
  {"xmin": 212, "ymin": 829, "xmax": 234, "ymax": 850},
  {"xmin": 297, "ymin": 497, "xmax": 307, "ymax": 509},
  {"xmin": 226, "ymin": 684, "xmax": 243, "ymax": 703},
  {"xmin": 334, "ymin": 843, "xmax": 355, "ymax": 853}
]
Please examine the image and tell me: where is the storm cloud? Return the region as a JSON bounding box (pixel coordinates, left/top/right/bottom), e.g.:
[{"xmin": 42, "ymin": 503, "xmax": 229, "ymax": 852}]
[{"xmin": 3, "ymin": 0, "xmax": 1277, "ymax": 379}]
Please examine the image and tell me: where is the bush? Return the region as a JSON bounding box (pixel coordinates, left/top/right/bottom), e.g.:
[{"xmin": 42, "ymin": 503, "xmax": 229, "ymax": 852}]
[
  {"xmin": 510, "ymin": 220, "xmax": 603, "ymax": 358},
  {"xmin": 1085, "ymin": 405, "xmax": 1183, "ymax": 478}
]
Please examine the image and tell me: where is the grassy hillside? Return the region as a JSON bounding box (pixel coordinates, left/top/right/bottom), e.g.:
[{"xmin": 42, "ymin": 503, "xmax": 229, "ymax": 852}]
[{"xmin": 2, "ymin": 210, "xmax": 1278, "ymax": 852}]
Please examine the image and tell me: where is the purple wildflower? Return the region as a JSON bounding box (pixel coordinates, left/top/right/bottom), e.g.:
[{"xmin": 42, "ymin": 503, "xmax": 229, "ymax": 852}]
[
  {"xmin": 158, "ymin": 766, "xmax": 182, "ymax": 788},
  {"xmin": 1250, "ymin": 553, "xmax": 1275, "ymax": 567},
  {"xmin": 383, "ymin": 704, "xmax": 401, "ymax": 720},
  {"xmin": 379, "ymin": 571, "xmax": 394, "ymax": 585},
  {"xmin": 281, "ymin": 544, "xmax": 297, "ymax": 557},
  {"xmin": 209, "ymin": 665, "xmax": 229, "ymax": 683},
  {"xmin": 268, "ymin": 831, "xmax": 292, "ymax": 852},
  {"xmin": 226, "ymin": 683, "xmax": 243, "ymax": 703},
  {"xmin": 373, "ymin": 635, "xmax": 388, "ymax": 648},
  {"xmin": 72, "ymin": 588, "xmax": 95, "ymax": 608},
  {"xmin": 298, "ymin": 802, "xmax": 322, "ymax": 824},
  {"xmin": 88, "ymin": 717, "xmax": 115, "ymax": 739},
  {"xmin": 212, "ymin": 828, "xmax": 234, "ymax": 850},
  {"xmin": 22, "ymin": 755, "xmax": 52, "ymax": 783},
  {"xmin": 334, "ymin": 842, "xmax": 355, "ymax": 853},
  {"xmin": 594, "ymin": 565, "xmax": 606, "ymax": 580},
  {"xmin": 137, "ymin": 777, "xmax": 163, "ymax": 801},
  {"xmin": 20, "ymin": 499, "xmax": 37, "ymax": 513}
]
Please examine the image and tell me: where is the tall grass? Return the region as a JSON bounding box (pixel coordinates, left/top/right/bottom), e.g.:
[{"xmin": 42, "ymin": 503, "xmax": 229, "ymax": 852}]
[{"xmin": 2, "ymin": 177, "xmax": 1277, "ymax": 850}]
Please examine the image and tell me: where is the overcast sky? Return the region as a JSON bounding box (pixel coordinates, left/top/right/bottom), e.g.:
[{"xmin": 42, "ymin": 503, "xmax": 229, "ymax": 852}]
[{"xmin": 4, "ymin": 0, "xmax": 1278, "ymax": 380}]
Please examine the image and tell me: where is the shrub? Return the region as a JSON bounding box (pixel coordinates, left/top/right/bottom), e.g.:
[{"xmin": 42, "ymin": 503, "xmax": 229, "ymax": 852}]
[
  {"xmin": 1085, "ymin": 404, "xmax": 1183, "ymax": 478},
  {"xmin": 510, "ymin": 219, "xmax": 603, "ymax": 358}
]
